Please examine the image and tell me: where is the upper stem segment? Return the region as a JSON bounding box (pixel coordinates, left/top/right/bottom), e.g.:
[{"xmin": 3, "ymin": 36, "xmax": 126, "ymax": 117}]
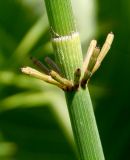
[{"xmin": 45, "ymin": 0, "xmax": 76, "ymax": 36}]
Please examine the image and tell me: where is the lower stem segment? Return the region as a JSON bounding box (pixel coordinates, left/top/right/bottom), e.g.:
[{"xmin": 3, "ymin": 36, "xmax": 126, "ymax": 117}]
[{"xmin": 66, "ymin": 88, "xmax": 105, "ymax": 160}]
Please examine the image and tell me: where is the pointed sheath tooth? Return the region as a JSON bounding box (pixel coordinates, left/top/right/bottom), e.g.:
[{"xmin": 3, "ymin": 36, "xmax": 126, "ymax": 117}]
[
  {"xmin": 80, "ymin": 47, "xmax": 100, "ymax": 88},
  {"xmin": 87, "ymin": 47, "xmax": 100, "ymax": 72},
  {"xmin": 81, "ymin": 70, "xmax": 92, "ymax": 89},
  {"xmin": 83, "ymin": 40, "xmax": 97, "ymax": 71},
  {"xmin": 45, "ymin": 57, "xmax": 61, "ymax": 74},
  {"xmin": 99, "ymin": 32, "xmax": 114, "ymax": 61},
  {"xmin": 21, "ymin": 66, "xmax": 55, "ymax": 84},
  {"xmin": 50, "ymin": 70, "xmax": 73, "ymax": 89},
  {"xmin": 30, "ymin": 57, "xmax": 49, "ymax": 74},
  {"xmin": 21, "ymin": 66, "xmax": 66, "ymax": 89},
  {"xmin": 92, "ymin": 32, "xmax": 114, "ymax": 74},
  {"xmin": 74, "ymin": 68, "xmax": 81, "ymax": 89}
]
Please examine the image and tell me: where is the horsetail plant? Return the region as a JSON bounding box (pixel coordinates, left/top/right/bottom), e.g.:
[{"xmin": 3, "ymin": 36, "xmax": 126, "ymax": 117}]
[{"xmin": 21, "ymin": 0, "xmax": 114, "ymax": 159}]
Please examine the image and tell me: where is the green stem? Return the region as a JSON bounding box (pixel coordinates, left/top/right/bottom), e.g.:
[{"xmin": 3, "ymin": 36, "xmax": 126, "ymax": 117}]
[
  {"xmin": 44, "ymin": 0, "xmax": 105, "ymax": 159},
  {"xmin": 45, "ymin": 0, "xmax": 76, "ymax": 35}
]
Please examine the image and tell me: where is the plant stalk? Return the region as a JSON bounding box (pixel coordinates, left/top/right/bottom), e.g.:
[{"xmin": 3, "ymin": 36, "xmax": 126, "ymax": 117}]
[{"xmin": 44, "ymin": 0, "xmax": 105, "ymax": 159}]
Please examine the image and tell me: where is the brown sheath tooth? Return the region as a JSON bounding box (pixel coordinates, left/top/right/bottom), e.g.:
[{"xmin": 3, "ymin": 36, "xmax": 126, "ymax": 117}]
[
  {"xmin": 83, "ymin": 40, "xmax": 97, "ymax": 71},
  {"xmin": 30, "ymin": 56, "xmax": 49, "ymax": 74},
  {"xmin": 74, "ymin": 68, "xmax": 81, "ymax": 89},
  {"xmin": 50, "ymin": 70, "xmax": 73, "ymax": 90},
  {"xmin": 45, "ymin": 56, "xmax": 61, "ymax": 74},
  {"xmin": 81, "ymin": 71, "xmax": 92, "ymax": 89},
  {"xmin": 92, "ymin": 32, "xmax": 114, "ymax": 74}
]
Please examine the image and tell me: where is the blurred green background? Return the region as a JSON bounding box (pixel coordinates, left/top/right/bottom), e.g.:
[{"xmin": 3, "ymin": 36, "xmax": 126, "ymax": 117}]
[{"xmin": 0, "ymin": 0, "xmax": 130, "ymax": 160}]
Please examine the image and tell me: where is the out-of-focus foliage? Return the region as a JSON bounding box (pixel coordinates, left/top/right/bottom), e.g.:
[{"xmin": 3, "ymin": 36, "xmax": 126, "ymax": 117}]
[
  {"xmin": 94, "ymin": 0, "xmax": 130, "ymax": 160},
  {"xmin": 0, "ymin": 0, "xmax": 130, "ymax": 160}
]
